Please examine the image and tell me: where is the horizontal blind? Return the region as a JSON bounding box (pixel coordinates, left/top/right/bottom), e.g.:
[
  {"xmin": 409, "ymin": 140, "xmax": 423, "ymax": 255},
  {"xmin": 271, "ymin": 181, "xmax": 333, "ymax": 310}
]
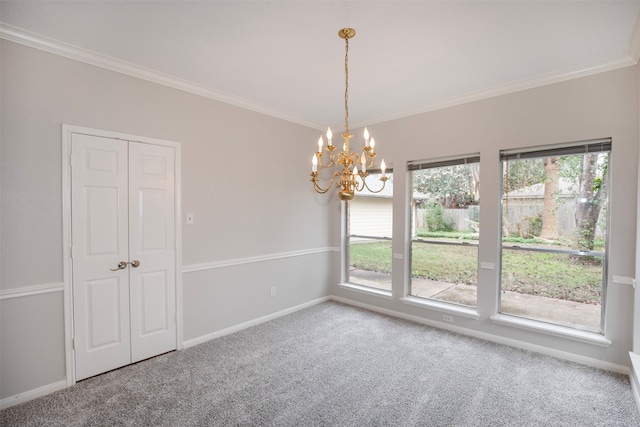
[
  {"xmin": 408, "ymin": 154, "xmax": 480, "ymax": 171},
  {"xmin": 500, "ymin": 138, "xmax": 611, "ymax": 161},
  {"xmin": 366, "ymin": 167, "xmax": 393, "ymax": 174}
]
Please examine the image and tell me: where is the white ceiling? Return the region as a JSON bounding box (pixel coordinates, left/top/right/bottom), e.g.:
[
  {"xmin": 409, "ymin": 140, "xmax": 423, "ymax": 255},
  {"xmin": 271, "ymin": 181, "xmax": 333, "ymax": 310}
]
[{"xmin": 1, "ymin": 1, "xmax": 640, "ymax": 130}]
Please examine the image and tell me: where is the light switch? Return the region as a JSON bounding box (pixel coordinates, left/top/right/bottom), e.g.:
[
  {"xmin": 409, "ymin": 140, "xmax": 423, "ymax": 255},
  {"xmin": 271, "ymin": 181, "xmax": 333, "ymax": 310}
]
[{"xmin": 186, "ymin": 212, "xmax": 194, "ymax": 225}]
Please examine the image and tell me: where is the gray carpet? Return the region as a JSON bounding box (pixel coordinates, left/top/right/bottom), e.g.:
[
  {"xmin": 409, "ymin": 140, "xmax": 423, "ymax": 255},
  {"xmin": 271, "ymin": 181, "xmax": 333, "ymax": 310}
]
[{"xmin": 1, "ymin": 301, "xmax": 638, "ymax": 426}]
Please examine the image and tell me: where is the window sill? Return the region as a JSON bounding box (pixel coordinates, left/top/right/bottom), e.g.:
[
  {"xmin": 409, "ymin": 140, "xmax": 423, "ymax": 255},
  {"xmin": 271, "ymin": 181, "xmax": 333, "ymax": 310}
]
[
  {"xmin": 337, "ymin": 282, "xmax": 393, "ymax": 299},
  {"xmin": 400, "ymin": 296, "xmax": 480, "ymax": 320},
  {"xmin": 490, "ymin": 314, "xmax": 611, "ymax": 347}
]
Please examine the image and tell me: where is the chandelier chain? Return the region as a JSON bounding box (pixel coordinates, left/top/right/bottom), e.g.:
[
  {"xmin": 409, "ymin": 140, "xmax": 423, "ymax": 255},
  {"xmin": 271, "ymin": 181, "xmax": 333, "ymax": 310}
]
[{"xmin": 344, "ymin": 36, "xmax": 349, "ymax": 137}]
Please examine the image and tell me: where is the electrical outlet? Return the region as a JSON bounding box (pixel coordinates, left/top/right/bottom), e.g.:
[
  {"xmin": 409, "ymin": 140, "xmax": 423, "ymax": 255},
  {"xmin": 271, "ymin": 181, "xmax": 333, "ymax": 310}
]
[
  {"xmin": 270, "ymin": 287, "xmax": 276, "ymax": 297},
  {"xmin": 442, "ymin": 314, "xmax": 453, "ymax": 323}
]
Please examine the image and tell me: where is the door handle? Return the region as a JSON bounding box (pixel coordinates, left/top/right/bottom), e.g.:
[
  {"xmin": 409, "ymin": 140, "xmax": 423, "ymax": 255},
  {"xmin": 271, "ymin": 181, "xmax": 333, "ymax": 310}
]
[
  {"xmin": 109, "ymin": 260, "xmax": 140, "ymax": 271},
  {"xmin": 110, "ymin": 261, "xmax": 128, "ymax": 271}
]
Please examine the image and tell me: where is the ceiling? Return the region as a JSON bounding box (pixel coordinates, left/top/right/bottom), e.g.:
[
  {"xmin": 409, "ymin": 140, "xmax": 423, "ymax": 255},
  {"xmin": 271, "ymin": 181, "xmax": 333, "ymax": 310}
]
[{"xmin": 1, "ymin": 1, "xmax": 640, "ymax": 130}]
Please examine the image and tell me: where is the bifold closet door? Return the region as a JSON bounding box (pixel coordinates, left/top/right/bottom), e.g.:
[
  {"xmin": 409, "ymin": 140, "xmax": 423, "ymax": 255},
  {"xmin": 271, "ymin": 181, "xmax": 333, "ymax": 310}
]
[{"xmin": 71, "ymin": 133, "xmax": 176, "ymax": 381}]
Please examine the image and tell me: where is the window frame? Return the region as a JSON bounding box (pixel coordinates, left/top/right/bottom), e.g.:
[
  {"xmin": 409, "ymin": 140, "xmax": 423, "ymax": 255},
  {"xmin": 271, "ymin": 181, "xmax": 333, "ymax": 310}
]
[
  {"xmin": 343, "ymin": 168, "xmax": 394, "ymax": 294},
  {"xmin": 408, "ymin": 154, "xmax": 481, "ymax": 308},
  {"xmin": 498, "ymin": 138, "xmax": 611, "ymax": 333}
]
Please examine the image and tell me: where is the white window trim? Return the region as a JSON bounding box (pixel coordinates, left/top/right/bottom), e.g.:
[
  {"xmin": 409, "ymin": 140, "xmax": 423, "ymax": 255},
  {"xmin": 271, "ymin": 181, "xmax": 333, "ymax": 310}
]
[
  {"xmin": 490, "ymin": 314, "xmax": 611, "ymax": 347},
  {"xmin": 401, "ymin": 296, "xmax": 480, "ymax": 320},
  {"xmin": 338, "ymin": 282, "xmax": 393, "ymax": 299}
]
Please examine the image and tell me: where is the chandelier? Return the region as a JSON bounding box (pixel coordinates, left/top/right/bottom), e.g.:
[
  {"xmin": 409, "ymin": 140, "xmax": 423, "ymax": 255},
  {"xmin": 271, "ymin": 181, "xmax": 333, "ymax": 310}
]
[{"xmin": 310, "ymin": 28, "xmax": 388, "ymax": 201}]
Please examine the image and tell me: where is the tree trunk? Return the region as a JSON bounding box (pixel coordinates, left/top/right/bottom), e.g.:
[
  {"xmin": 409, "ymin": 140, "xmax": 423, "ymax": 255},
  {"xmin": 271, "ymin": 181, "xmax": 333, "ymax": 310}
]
[
  {"xmin": 574, "ymin": 153, "xmax": 605, "ymax": 251},
  {"xmin": 470, "ymin": 162, "xmax": 480, "ymax": 203},
  {"xmin": 539, "ymin": 157, "xmax": 560, "ymax": 240}
]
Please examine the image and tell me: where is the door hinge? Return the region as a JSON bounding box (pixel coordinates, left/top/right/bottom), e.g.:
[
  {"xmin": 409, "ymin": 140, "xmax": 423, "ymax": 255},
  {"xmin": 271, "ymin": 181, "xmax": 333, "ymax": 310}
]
[{"xmin": 72, "ymin": 337, "xmax": 75, "ymax": 350}]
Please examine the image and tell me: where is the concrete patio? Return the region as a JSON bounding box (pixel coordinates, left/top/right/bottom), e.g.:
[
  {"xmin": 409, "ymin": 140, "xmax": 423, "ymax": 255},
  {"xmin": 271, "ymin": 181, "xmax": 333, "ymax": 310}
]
[{"xmin": 348, "ymin": 269, "xmax": 601, "ymax": 332}]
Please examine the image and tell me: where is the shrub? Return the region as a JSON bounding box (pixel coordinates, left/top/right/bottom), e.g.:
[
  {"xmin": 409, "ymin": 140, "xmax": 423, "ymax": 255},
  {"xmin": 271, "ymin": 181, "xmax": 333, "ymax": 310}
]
[{"xmin": 424, "ymin": 203, "xmax": 454, "ymax": 232}]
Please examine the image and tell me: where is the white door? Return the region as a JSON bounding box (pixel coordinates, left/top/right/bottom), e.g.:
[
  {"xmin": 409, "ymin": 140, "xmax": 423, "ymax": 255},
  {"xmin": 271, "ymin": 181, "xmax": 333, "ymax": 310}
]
[
  {"xmin": 72, "ymin": 133, "xmax": 176, "ymax": 381},
  {"xmin": 128, "ymin": 142, "xmax": 176, "ymax": 363}
]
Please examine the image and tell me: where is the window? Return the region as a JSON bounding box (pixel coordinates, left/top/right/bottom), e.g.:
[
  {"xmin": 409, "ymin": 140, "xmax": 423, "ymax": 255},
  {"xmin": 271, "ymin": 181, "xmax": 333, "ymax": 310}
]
[
  {"xmin": 500, "ymin": 140, "xmax": 610, "ymax": 332},
  {"xmin": 347, "ymin": 171, "xmax": 393, "ymax": 292},
  {"xmin": 409, "ymin": 156, "xmax": 480, "ymax": 307}
]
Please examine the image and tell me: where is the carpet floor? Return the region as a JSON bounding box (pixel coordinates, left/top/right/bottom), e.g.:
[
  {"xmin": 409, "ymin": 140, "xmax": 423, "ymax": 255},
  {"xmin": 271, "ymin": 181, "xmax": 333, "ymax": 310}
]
[{"xmin": 1, "ymin": 301, "xmax": 638, "ymax": 426}]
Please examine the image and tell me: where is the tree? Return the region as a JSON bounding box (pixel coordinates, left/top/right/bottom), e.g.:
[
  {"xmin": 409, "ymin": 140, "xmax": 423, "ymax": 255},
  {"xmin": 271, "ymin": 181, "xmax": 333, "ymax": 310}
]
[
  {"xmin": 539, "ymin": 157, "xmax": 559, "ymax": 240},
  {"xmin": 503, "ymin": 158, "xmax": 545, "ymax": 193},
  {"xmin": 414, "ymin": 164, "xmax": 479, "ymax": 208},
  {"xmin": 574, "ymin": 153, "xmax": 607, "ymax": 251}
]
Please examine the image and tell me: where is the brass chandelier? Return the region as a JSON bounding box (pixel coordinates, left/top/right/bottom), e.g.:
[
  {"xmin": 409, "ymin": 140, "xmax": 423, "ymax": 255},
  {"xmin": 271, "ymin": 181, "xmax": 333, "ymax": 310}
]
[{"xmin": 310, "ymin": 28, "xmax": 387, "ymax": 201}]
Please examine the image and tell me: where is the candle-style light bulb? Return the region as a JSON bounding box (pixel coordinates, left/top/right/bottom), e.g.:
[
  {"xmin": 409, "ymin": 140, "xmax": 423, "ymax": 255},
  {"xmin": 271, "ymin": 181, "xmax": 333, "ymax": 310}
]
[
  {"xmin": 327, "ymin": 127, "xmax": 333, "ymax": 146},
  {"xmin": 381, "ymin": 159, "xmax": 386, "ymax": 177},
  {"xmin": 363, "ymin": 127, "xmax": 370, "ymax": 146},
  {"xmin": 312, "ymin": 154, "xmax": 318, "ymax": 172},
  {"xmin": 370, "ymin": 137, "xmax": 375, "ymax": 153},
  {"xmin": 317, "ymin": 136, "xmax": 323, "ymax": 152},
  {"xmin": 353, "ymin": 165, "xmax": 358, "ymax": 175},
  {"xmin": 361, "ymin": 153, "xmax": 367, "ymax": 173}
]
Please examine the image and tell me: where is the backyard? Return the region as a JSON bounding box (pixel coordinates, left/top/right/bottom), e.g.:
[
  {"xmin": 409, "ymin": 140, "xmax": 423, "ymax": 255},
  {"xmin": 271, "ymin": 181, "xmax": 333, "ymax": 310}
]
[
  {"xmin": 349, "ymin": 232, "xmax": 603, "ymax": 305},
  {"xmin": 347, "ymin": 150, "xmax": 608, "ymax": 331}
]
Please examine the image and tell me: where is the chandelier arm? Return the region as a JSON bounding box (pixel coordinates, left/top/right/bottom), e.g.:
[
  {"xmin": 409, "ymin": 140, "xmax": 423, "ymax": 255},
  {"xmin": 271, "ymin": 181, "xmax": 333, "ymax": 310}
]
[
  {"xmin": 317, "ymin": 153, "xmax": 338, "ymax": 168},
  {"xmin": 366, "ymin": 153, "xmax": 377, "ymax": 169},
  {"xmin": 360, "ymin": 176, "xmax": 389, "ymax": 194},
  {"xmin": 316, "ymin": 145, "xmax": 339, "ymax": 168},
  {"xmin": 311, "ymin": 171, "xmax": 343, "ymax": 194}
]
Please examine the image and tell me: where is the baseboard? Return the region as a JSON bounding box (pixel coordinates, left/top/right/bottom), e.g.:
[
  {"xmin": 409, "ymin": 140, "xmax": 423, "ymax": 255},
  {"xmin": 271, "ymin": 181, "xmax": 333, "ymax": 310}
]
[
  {"xmin": 331, "ymin": 295, "xmax": 630, "ymax": 375},
  {"xmin": 0, "ymin": 379, "xmax": 67, "ymax": 410},
  {"xmin": 630, "ymin": 352, "xmax": 640, "ymax": 416},
  {"xmin": 4, "ymin": 296, "xmax": 629, "ymax": 411},
  {"xmin": 2, "ymin": 297, "xmax": 330, "ymax": 409},
  {"xmin": 182, "ymin": 296, "xmax": 331, "ymax": 349}
]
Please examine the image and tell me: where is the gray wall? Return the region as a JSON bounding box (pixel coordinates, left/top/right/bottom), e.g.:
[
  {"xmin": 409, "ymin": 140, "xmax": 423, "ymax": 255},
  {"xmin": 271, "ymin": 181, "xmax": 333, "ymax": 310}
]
[
  {"xmin": 0, "ymin": 40, "xmax": 339, "ymax": 399},
  {"xmin": 1, "ymin": 37, "xmax": 639, "ymax": 402},
  {"xmin": 334, "ymin": 65, "xmax": 639, "ymax": 368}
]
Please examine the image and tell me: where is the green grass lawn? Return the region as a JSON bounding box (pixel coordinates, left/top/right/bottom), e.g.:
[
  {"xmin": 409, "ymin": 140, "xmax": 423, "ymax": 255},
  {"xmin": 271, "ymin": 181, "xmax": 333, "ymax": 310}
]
[{"xmin": 349, "ymin": 240, "xmax": 603, "ymax": 304}]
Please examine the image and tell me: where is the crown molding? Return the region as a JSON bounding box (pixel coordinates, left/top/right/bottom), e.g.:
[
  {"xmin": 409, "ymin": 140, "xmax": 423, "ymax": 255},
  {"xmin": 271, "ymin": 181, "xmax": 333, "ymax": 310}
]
[
  {"xmin": 0, "ymin": 23, "xmax": 324, "ymax": 130},
  {"xmin": 352, "ymin": 55, "xmax": 637, "ymax": 129},
  {"xmin": 1, "ymin": 22, "xmax": 635, "ymax": 132}
]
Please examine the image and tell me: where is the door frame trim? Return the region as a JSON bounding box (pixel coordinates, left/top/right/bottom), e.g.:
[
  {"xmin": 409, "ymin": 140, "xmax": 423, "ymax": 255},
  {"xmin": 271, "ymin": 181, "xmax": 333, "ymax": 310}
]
[{"xmin": 62, "ymin": 124, "xmax": 183, "ymax": 385}]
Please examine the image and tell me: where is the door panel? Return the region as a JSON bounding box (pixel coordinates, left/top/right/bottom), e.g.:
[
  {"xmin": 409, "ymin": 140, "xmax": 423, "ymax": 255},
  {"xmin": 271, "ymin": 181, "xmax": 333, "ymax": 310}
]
[
  {"xmin": 72, "ymin": 133, "xmax": 130, "ymax": 381},
  {"xmin": 138, "ymin": 270, "xmax": 169, "ymax": 335},
  {"xmin": 86, "ymin": 187, "xmax": 120, "ymax": 255},
  {"xmin": 129, "ymin": 142, "xmax": 176, "ymax": 362},
  {"xmin": 140, "ymin": 189, "xmax": 168, "ymax": 251},
  {"xmin": 85, "ymin": 276, "xmax": 126, "ymax": 349}
]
